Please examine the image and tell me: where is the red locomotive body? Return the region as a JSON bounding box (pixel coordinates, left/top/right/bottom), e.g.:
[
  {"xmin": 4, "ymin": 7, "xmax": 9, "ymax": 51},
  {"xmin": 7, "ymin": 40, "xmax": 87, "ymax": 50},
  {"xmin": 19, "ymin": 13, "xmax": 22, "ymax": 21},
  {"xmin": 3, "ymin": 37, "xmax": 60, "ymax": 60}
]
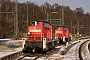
[
  {"xmin": 55, "ymin": 26, "xmax": 70, "ymax": 43},
  {"xmin": 28, "ymin": 21, "xmax": 54, "ymax": 41},
  {"xmin": 23, "ymin": 21, "xmax": 56, "ymax": 53}
]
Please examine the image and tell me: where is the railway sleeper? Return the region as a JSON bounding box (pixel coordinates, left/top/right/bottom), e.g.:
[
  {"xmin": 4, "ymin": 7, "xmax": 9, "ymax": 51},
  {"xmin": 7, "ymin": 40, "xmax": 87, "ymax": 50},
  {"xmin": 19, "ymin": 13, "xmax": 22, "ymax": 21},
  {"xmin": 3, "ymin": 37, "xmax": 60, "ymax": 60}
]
[{"xmin": 0, "ymin": 51, "xmax": 23, "ymax": 60}]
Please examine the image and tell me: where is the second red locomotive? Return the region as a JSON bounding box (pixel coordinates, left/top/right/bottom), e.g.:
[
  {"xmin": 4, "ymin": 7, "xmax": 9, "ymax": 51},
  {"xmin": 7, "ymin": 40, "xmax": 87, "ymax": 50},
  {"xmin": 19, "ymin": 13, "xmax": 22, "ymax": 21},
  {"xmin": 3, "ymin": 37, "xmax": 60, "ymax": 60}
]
[{"xmin": 55, "ymin": 26, "xmax": 71, "ymax": 43}]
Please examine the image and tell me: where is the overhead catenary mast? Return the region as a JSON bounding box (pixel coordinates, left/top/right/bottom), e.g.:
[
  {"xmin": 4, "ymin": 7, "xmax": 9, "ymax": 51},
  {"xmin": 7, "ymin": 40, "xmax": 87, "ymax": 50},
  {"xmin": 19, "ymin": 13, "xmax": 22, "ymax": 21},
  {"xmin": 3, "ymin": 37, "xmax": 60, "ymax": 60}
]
[
  {"xmin": 14, "ymin": 0, "xmax": 19, "ymax": 39},
  {"xmin": 0, "ymin": 0, "xmax": 1, "ymax": 27},
  {"xmin": 26, "ymin": 1, "xmax": 28, "ymax": 38},
  {"xmin": 62, "ymin": 1, "xmax": 64, "ymax": 26}
]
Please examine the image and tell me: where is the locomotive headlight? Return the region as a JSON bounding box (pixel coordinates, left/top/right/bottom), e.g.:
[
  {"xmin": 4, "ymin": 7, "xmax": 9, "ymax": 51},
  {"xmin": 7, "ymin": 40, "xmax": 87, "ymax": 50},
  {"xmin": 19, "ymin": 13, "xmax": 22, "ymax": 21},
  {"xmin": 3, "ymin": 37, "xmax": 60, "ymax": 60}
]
[{"xmin": 28, "ymin": 32, "xmax": 30, "ymax": 35}]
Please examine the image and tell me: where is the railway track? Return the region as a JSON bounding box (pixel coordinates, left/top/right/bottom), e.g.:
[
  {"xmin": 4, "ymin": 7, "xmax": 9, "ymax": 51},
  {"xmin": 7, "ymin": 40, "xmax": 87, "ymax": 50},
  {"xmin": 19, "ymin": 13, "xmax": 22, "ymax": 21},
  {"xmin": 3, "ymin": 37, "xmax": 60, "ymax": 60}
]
[
  {"xmin": 0, "ymin": 51, "xmax": 44, "ymax": 60},
  {"xmin": 17, "ymin": 53, "xmax": 44, "ymax": 60},
  {"xmin": 0, "ymin": 37, "xmax": 90, "ymax": 60},
  {"xmin": 0, "ymin": 51, "xmax": 23, "ymax": 60},
  {"xmin": 46, "ymin": 38, "xmax": 90, "ymax": 60},
  {"xmin": 53, "ymin": 37, "xmax": 90, "ymax": 60},
  {"xmin": 79, "ymin": 40, "xmax": 90, "ymax": 60},
  {"xmin": 17, "ymin": 48, "xmax": 57, "ymax": 60}
]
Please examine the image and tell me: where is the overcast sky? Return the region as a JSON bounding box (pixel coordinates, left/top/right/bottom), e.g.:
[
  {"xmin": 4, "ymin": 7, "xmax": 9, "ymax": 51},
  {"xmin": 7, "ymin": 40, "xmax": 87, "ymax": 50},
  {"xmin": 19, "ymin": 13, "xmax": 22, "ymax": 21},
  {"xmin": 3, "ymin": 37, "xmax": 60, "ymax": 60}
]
[{"xmin": 18, "ymin": 0, "xmax": 90, "ymax": 13}]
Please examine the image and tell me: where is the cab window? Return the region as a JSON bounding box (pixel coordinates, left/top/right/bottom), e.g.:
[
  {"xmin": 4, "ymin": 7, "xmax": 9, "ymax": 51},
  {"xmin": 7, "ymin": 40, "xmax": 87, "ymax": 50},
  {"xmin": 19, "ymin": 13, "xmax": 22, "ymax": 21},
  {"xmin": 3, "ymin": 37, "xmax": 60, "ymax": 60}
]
[
  {"xmin": 42, "ymin": 22, "xmax": 48, "ymax": 27},
  {"xmin": 63, "ymin": 27, "xmax": 66, "ymax": 31},
  {"xmin": 50, "ymin": 25, "xmax": 52, "ymax": 28}
]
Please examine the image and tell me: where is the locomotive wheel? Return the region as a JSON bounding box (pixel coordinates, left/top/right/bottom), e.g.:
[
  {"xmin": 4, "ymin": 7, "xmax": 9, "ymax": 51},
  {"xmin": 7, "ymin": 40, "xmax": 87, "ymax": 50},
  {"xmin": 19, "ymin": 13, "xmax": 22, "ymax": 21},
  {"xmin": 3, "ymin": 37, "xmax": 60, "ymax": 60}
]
[
  {"xmin": 42, "ymin": 50, "xmax": 47, "ymax": 54},
  {"xmin": 23, "ymin": 47, "xmax": 32, "ymax": 53},
  {"xmin": 23, "ymin": 49, "xmax": 27, "ymax": 53},
  {"xmin": 35, "ymin": 47, "xmax": 42, "ymax": 53}
]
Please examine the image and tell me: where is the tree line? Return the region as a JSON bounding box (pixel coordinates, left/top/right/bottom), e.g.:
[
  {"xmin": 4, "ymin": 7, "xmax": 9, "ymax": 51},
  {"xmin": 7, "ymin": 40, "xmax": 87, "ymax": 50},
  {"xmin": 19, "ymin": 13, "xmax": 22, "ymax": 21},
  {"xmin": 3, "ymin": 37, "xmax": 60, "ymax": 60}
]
[{"xmin": 0, "ymin": 0, "xmax": 90, "ymax": 38}]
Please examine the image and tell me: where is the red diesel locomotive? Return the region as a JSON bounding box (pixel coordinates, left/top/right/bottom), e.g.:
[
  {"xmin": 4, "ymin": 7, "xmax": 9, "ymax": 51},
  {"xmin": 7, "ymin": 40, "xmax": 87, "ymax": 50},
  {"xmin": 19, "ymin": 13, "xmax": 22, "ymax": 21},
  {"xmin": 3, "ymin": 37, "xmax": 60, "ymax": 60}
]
[
  {"xmin": 23, "ymin": 21, "xmax": 57, "ymax": 53},
  {"xmin": 55, "ymin": 26, "xmax": 71, "ymax": 43}
]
